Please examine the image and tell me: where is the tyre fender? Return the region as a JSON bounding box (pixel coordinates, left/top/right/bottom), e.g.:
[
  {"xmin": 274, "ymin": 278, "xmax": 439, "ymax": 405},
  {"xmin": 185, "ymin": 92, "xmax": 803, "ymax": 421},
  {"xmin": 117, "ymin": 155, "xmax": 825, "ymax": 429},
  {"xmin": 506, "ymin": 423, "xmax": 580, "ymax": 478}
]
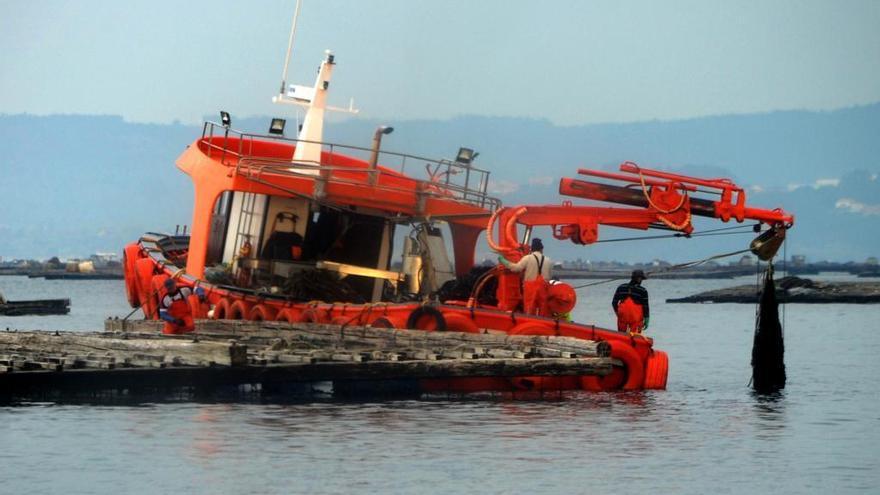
[
  {"xmin": 248, "ymin": 304, "xmax": 277, "ymax": 322},
  {"xmin": 134, "ymin": 258, "xmax": 157, "ymax": 317},
  {"xmin": 228, "ymin": 300, "xmax": 251, "ymax": 320},
  {"xmin": 298, "ymin": 307, "xmax": 328, "ymax": 324},
  {"xmin": 274, "ymin": 309, "xmax": 296, "ymax": 323},
  {"xmin": 580, "ymin": 340, "xmax": 645, "ymax": 391},
  {"xmin": 212, "ymin": 297, "xmax": 232, "ymax": 320},
  {"xmin": 148, "ymin": 273, "xmax": 170, "ymax": 320},
  {"xmin": 123, "ymin": 243, "xmax": 143, "ymax": 308},
  {"xmin": 406, "ymin": 306, "xmax": 447, "ymax": 331},
  {"xmin": 369, "ymin": 314, "xmax": 407, "ymax": 329}
]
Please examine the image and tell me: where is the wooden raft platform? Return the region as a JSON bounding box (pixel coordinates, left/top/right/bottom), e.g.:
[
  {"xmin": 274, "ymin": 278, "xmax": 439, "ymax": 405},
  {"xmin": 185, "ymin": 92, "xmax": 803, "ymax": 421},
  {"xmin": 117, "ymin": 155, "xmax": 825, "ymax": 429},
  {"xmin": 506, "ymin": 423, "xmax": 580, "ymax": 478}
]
[
  {"xmin": 0, "ymin": 320, "xmax": 612, "ymax": 398},
  {"xmin": 0, "ymin": 298, "xmax": 70, "ymax": 316}
]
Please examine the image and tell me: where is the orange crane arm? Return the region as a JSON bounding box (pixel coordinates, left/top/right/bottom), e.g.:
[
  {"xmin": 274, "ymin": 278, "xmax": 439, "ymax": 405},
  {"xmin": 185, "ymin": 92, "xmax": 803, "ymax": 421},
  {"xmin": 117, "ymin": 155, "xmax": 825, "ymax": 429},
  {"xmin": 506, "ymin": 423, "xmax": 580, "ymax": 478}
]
[{"xmin": 489, "ymin": 162, "xmax": 794, "ymax": 255}]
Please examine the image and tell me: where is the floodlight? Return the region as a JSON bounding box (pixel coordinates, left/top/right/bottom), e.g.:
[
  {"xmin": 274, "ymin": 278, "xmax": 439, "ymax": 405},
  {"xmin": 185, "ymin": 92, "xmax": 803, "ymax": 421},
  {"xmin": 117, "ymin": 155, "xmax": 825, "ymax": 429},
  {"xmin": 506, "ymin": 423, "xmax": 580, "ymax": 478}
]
[
  {"xmin": 220, "ymin": 111, "xmax": 231, "ymax": 127},
  {"xmin": 269, "ymin": 118, "xmax": 286, "ymax": 135},
  {"xmin": 456, "ymin": 147, "xmax": 478, "ymax": 165}
]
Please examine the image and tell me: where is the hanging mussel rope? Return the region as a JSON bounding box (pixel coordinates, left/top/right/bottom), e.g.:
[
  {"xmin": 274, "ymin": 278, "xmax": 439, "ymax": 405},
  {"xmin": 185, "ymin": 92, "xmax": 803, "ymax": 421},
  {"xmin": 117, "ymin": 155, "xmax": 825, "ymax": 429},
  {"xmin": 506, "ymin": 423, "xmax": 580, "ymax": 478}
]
[
  {"xmin": 751, "ymin": 263, "xmax": 786, "ymax": 393},
  {"xmin": 750, "ymin": 226, "xmax": 787, "ymax": 393}
]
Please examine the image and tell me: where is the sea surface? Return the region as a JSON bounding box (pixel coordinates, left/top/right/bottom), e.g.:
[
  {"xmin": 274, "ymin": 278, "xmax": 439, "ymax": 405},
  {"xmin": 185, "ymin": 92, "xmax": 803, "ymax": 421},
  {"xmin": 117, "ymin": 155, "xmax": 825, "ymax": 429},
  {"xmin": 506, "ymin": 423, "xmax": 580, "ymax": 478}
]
[{"xmin": 1, "ymin": 273, "xmax": 878, "ymax": 494}]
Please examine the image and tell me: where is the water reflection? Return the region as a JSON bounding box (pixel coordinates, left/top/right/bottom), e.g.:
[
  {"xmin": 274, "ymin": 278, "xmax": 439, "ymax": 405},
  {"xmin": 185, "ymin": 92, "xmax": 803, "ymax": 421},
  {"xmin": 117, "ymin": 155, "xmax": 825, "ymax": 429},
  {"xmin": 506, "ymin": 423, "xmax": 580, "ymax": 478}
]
[{"xmin": 751, "ymin": 389, "xmax": 787, "ymax": 434}]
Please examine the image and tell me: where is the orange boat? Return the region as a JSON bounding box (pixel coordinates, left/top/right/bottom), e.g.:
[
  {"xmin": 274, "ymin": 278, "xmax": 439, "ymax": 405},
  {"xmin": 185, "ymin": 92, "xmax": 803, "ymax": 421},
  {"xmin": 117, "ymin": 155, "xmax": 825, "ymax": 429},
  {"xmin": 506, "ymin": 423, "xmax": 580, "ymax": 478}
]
[{"xmin": 122, "ymin": 10, "xmax": 793, "ymax": 394}]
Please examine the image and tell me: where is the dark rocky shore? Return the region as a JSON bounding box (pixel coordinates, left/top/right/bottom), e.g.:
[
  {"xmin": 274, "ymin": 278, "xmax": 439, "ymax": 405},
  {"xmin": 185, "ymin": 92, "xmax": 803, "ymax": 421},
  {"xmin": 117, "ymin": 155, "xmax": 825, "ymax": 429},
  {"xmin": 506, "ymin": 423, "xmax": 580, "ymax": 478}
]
[{"xmin": 667, "ymin": 276, "xmax": 880, "ymax": 304}]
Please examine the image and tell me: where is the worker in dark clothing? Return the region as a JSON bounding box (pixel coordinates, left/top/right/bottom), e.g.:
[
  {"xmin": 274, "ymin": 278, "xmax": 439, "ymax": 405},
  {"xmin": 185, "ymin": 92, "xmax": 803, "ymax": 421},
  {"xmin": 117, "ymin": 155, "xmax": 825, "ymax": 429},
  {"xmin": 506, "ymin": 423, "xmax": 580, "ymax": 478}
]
[
  {"xmin": 612, "ymin": 270, "xmax": 649, "ymax": 333},
  {"xmin": 159, "ymin": 278, "xmax": 195, "ymax": 334}
]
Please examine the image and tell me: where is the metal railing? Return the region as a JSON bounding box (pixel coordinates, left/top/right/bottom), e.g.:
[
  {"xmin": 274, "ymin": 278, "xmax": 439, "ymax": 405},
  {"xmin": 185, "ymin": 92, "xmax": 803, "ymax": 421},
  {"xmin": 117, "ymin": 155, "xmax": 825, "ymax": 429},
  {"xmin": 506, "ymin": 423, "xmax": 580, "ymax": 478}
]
[{"xmin": 200, "ymin": 121, "xmax": 501, "ymax": 211}]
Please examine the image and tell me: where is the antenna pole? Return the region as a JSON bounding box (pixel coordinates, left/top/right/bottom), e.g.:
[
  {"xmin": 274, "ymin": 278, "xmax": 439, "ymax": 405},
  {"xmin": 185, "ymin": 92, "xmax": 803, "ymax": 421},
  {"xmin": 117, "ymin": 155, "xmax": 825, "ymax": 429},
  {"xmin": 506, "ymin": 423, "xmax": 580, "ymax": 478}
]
[{"xmin": 279, "ymin": 0, "xmax": 303, "ymax": 94}]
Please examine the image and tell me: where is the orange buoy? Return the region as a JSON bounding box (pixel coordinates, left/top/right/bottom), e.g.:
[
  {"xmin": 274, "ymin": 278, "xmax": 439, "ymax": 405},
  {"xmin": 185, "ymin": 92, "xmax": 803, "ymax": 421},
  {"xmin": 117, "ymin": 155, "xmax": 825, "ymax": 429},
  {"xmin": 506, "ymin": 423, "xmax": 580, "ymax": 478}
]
[
  {"xmin": 643, "ymin": 350, "xmax": 669, "ymax": 390},
  {"xmin": 546, "ymin": 281, "xmax": 577, "ymax": 316},
  {"xmin": 248, "ymin": 304, "xmax": 277, "ymax": 321}
]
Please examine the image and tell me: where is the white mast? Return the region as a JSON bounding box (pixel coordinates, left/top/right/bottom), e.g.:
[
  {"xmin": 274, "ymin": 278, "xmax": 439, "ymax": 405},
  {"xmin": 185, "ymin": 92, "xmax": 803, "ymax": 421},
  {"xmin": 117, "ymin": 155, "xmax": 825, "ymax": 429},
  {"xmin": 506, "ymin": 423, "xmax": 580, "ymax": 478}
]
[{"xmin": 272, "ymin": 0, "xmax": 357, "ymax": 174}]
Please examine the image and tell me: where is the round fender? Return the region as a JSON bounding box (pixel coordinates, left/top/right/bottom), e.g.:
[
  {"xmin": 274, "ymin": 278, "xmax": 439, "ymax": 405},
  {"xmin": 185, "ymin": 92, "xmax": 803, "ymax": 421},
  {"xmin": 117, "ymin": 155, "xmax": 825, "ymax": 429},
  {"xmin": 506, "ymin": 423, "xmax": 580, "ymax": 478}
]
[
  {"xmin": 298, "ymin": 308, "xmax": 327, "ymax": 324},
  {"xmin": 580, "ymin": 340, "xmax": 645, "ymax": 391},
  {"xmin": 369, "ymin": 315, "xmax": 407, "ymax": 329},
  {"xmin": 248, "ymin": 304, "xmax": 277, "ymax": 321},
  {"xmin": 442, "ymin": 312, "xmax": 480, "ymax": 334},
  {"xmin": 148, "ymin": 274, "xmax": 170, "ymax": 320},
  {"xmin": 123, "ymin": 244, "xmax": 143, "ymax": 308},
  {"xmin": 275, "ymin": 309, "xmax": 297, "ymax": 323},
  {"xmin": 134, "ymin": 258, "xmax": 157, "ymax": 316},
  {"xmin": 212, "ymin": 298, "xmax": 232, "ymax": 320},
  {"xmin": 508, "ymin": 321, "xmax": 556, "ymax": 336},
  {"xmin": 228, "ymin": 300, "xmax": 251, "ymax": 320},
  {"xmin": 406, "ymin": 306, "xmax": 446, "ymax": 331},
  {"xmin": 643, "ymin": 350, "xmax": 669, "ymax": 390}
]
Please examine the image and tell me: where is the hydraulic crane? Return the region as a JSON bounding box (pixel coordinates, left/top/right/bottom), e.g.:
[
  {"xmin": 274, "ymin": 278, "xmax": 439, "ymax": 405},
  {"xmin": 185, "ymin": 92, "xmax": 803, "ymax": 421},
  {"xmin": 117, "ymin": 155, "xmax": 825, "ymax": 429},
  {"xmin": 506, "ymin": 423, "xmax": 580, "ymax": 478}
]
[{"xmin": 487, "ymin": 162, "xmax": 795, "ymax": 312}]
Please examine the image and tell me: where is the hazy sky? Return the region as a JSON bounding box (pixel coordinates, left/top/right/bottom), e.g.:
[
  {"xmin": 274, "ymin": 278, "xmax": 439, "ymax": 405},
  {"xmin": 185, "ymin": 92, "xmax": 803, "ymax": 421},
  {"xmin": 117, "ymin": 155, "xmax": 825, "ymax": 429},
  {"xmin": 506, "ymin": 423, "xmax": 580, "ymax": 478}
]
[{"xmin": 2, "ymin": 0, "xmax": 879, "ymax": 126}]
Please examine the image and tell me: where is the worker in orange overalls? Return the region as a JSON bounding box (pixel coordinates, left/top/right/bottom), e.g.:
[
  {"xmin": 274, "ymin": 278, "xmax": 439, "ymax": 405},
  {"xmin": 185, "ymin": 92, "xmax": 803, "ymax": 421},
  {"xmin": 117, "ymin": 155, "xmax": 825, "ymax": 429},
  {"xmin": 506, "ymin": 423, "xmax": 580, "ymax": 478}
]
[
  {"xmin": 499, "ymin": 238, "xmax": 552, "ymax": 316},
  {"xmin": 612, "ymin": 270, "xmax": 650, "ymax": 333},
  {"xmin": 159, "ymin": 278, "xmax": 195, "ymax": 334}
]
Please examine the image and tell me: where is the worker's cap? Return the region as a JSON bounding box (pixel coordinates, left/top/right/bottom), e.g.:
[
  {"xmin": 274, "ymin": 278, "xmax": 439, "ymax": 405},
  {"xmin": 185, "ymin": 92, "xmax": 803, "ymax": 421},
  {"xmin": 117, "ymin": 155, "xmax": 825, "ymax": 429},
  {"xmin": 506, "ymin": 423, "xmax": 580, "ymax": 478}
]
[
  {"xmin": 530, "ymin": 238, "xmax": 544, "ymax": 251},
  {"xmin": 163, "ymin": 278, "xmax": 176, "ymax": 290},
  {"xmin": 631, "ymin": 269, "xmax": 647, "ymax": 281}
]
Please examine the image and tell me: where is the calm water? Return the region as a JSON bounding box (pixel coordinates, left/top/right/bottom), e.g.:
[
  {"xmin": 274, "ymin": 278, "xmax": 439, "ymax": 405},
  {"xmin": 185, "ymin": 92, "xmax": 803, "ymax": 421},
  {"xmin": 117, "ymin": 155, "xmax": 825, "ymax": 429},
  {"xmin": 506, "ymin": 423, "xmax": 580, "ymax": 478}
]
[{"xmin": 1, "ymin": 274, "xmax": 878, "ymax": 494}]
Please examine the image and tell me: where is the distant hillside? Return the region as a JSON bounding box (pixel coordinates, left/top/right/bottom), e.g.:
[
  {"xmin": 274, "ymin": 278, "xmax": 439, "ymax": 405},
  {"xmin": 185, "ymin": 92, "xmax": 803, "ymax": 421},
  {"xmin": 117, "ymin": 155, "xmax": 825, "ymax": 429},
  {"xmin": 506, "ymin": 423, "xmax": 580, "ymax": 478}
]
[{"xmin": 0, "ymin": 106, "xmax": 878, "ymax": 262}]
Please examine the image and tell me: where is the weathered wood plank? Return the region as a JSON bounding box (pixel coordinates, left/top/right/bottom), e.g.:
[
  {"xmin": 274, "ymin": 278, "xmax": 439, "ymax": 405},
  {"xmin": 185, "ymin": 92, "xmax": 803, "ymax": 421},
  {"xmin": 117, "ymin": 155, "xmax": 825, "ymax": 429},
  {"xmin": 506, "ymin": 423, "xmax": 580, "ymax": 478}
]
[
  {"xmin": 0, "ymin": 331, "xmax": 247, "ymax": 367},
  {"xmin": 104, "ymin": 320, "xmax": 611, "ymax": 357}
]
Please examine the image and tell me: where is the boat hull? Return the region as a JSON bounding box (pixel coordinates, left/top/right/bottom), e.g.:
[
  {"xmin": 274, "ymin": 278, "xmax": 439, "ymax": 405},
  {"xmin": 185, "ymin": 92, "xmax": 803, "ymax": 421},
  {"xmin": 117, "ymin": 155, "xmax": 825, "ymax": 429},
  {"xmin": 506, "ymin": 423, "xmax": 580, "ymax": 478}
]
[{"xmin": 124, "ymin": 236, "xmax": 667, "ymax": 392}]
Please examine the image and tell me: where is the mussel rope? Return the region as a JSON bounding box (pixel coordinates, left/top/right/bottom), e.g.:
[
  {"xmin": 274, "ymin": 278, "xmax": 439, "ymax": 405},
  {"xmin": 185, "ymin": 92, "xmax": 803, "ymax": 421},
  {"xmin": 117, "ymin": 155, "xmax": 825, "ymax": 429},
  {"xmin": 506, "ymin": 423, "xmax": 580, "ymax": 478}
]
[
  {"xmin": 570, "ymin": 247, "xmax": 753, "ymax": 290},
  {"xmin": 571, "ymin": 224, "xmax": 786, "ymax": 290},
  {"xmin": 594, "ymin": 223, "xmax": 758, "ymax": 244}
]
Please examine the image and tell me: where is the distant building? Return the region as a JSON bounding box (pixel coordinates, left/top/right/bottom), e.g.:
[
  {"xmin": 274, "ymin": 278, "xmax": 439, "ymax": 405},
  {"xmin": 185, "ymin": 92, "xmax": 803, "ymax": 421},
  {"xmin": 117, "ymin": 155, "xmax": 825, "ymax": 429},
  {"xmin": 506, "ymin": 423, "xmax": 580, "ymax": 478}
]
[
  {"xmin": 867, "ymin": 257, "xmax": 879, "ymax": 266},
  {"xmin": 737, "ymin": 255, "xmax": 756, "ymax": 266},
  {"xmin": 89, "ymin": 253, "xmax": 119, "ymax": 268},
  {"xmin": 791, "ymin": 255, "xmax": 807, "ymax": 267}
]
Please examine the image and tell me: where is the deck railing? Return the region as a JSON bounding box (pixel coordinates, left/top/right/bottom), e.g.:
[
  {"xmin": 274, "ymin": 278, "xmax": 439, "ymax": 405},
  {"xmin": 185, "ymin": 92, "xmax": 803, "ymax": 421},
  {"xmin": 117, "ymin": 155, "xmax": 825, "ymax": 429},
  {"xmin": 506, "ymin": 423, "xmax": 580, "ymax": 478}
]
[{"xmin": 200, "ymin": 121, "xmax": 501, "ymax": 211}]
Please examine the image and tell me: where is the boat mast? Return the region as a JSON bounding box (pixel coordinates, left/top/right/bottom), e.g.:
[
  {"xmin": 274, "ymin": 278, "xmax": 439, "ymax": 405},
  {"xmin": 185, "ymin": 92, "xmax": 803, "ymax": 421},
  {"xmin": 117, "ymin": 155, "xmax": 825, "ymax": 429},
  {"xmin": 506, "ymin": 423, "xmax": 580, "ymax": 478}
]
[{"xmin": 272, "ymin": 0, "xmax": 357, "ymax": 172}]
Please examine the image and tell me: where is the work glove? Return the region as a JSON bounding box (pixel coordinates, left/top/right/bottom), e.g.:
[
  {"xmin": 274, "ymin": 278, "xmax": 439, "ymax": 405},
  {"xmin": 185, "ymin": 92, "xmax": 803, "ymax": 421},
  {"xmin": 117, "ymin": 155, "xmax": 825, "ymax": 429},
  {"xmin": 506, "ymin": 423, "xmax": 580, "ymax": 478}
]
[
  {"xmin": 497, "ymin": 256, "xmax": 512, "ymax": 268},
  {"xmin": 643, "ymin": 317, "xmax": 650, "ymax": 331},
  {"xmin": 175, "ymin": 318, "xmax": 185, "ymax": 326}
]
